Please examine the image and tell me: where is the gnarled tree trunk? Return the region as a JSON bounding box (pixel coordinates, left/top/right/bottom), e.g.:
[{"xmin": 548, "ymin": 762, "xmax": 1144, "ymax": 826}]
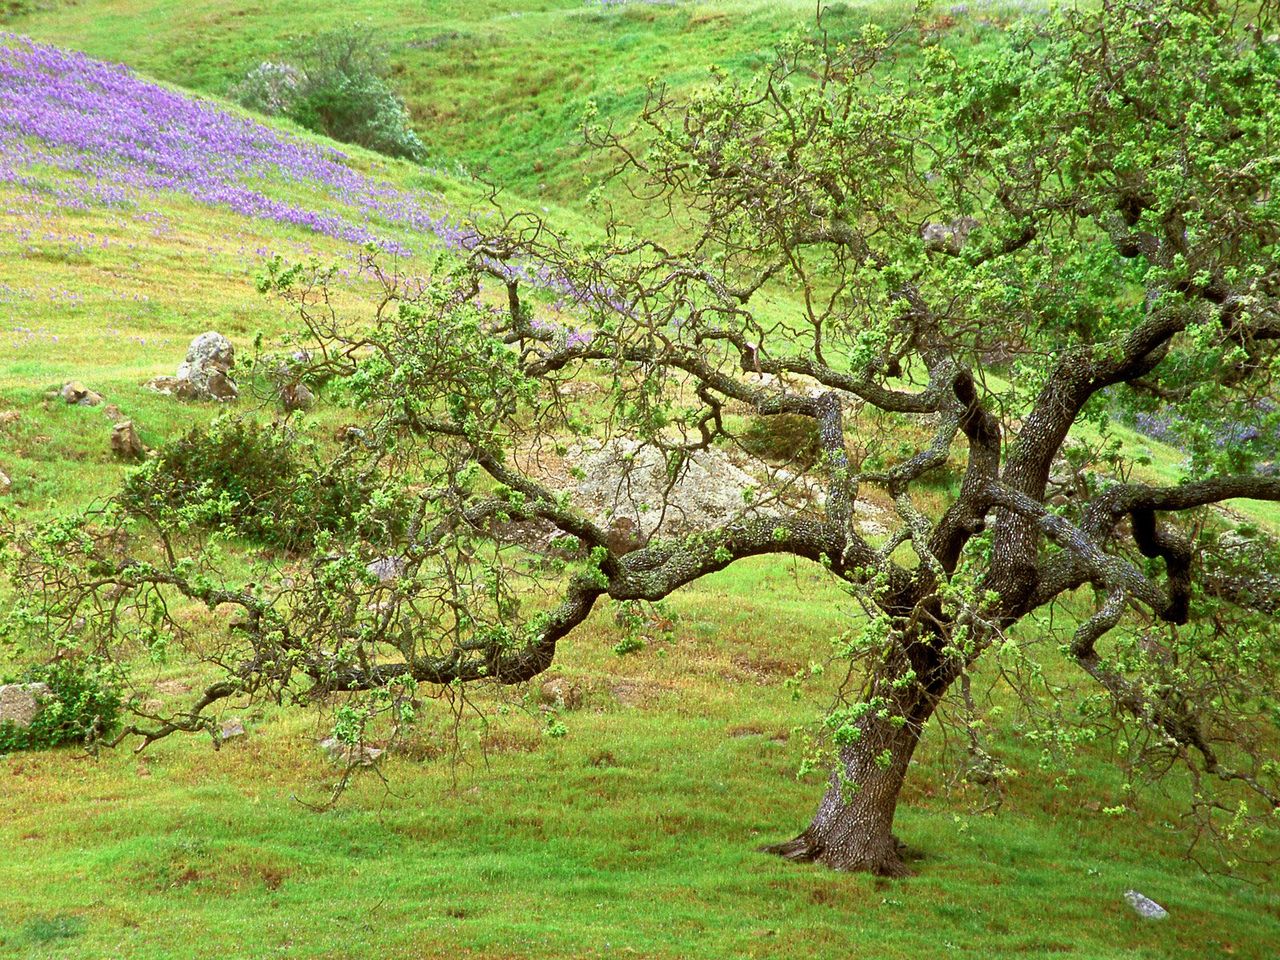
[{"xmin": 766, "ymin": 691, "xmax": 939, "ymax": 876}]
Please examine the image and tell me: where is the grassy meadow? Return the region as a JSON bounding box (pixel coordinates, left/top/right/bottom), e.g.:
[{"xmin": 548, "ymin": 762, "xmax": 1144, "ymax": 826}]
[{"xmin": 0, "ymin": 2, "xmax": 1278, "ymax": 959}]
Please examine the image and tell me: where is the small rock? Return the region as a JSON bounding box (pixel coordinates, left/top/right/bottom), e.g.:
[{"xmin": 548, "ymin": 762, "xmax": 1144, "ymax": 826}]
[
  {"xmin": 0, "ymin": 682, "xmax": 51, "ymax": 728},
  {"xmin": 280, "ymin": 381, "xmax": 314, "ymax": 412},
  {"xmin": 0, "ymin": 410, "xmax": 20, "ymax": 428},
  {"xmin": 110, "ymin": 420, "xmax": 145, "ymax": 460},
  {"xmin": 335, "ymin": 425, "xmax": 366, "ymax": 445},
  {"xmin": 366, "ymin": 556, "xmax": 406, "ymax": 583},
  {"xmin": 540, "ymin": 677, "xmax": 583, "ymax": 710},
  {"xmin": 318, "ymin": 736, "xmax": 383, "ymax": 766},
  {"xmin": 102, "ymin": 404, "xmax": 124, "ymax": 423},
  {"xmin": 59, "ymin": 381, "xmax": 102, "ymax": 406},
  {"xmin": 605, "ymin": 516, "xmax": 643, "ymax": 555},
  {"xmin": 220, "ymin": 718, "xmax": 247, "ymax": 741},
  {"xmin": 0, "ymin": 468, "xmax": 10, "ymax": 496},
  {"xmin": 922, "ymin": 216, "xmax": 980, "ymax": 255},
  {"xmin": 1124, "ymin": 890, "xmax": 1168, "ymax": 920}
]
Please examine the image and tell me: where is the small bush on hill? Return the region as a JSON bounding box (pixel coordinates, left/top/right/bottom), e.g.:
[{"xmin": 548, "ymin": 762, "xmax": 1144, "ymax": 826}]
[
  {"xmin": 231, "ymin": 26, "xmax": 425, "ymax": 161},
  {"xmin": 0, "ymin": 659, "xmax": 122, "ymax": 752},
  {"xmin": 121, "ymin": 417, "xmax": 404, "ymax": 550}
]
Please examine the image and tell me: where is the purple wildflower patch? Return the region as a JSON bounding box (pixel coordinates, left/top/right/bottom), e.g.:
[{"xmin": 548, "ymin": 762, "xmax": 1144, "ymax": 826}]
[{"xmin": 0, "ymin": 34, "xmax": 478, "ymax": 257}]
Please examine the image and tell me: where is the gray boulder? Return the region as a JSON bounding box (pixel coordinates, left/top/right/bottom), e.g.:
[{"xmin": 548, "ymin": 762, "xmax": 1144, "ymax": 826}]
[
  {"xmin": 147, "ymin": 332, "xmax": 238, "ymax": 401},
  {"xmin": 1123, "ymin": 889, "xmax": 1168, "ymax": 920},
  {"xmin": 59, "ymin": 381, "xmax": 103, "ymax": 406},
  {"xmin": 0, "ymin": 682, "xmax": 51, "ymax": 728},
  {"xmin": 572, "ymin": 438, "xmax": 776, "ymax": 540}
]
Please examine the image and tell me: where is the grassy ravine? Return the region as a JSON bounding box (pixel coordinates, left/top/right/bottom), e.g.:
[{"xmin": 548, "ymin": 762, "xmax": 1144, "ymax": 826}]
[{"xmin": 0, "ymin": 7, "xmax": 1278, "ymax": 960}]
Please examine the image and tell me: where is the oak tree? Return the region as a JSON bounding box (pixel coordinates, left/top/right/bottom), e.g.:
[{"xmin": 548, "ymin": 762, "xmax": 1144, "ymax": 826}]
[{"xmin": 6, "ymin": 0, "xmax": 1280, "ymax": 875}]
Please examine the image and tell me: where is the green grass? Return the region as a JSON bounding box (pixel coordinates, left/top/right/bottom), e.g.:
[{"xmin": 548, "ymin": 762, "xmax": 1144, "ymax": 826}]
[
  {"xmin": 0, "ymin": 4, "xmax": 1278, "ymax": 959},
  {"xmin": 2, "ymin": 558, "xmax": 1276, "ymax": 959}
]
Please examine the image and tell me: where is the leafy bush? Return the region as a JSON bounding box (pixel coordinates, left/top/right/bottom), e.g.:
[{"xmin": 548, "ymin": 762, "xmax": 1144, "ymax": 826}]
[
  {"xmin": 229, "ymin": 61, "xmax": 302, "ymax": 116},
  {"xmin": 0, "ymin": 659, "xmax": 122, "ymax": 751},
  {"xmin": 231, "ymin": 27, "xmax": 425, "ymax": 161},
  {"xmin": 738, "ymin": 414, "xmax": 823, "ymax": 466},
  {"xmin": 121, "ymin": 417, "xmax": 404, "ymax": 549}
]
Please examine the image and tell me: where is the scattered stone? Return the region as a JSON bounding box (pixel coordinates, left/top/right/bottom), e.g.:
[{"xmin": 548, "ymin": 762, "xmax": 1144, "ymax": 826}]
[
  {"xmin": 102, "ymin": 404, "xmax": 124, "ymax": 423},
  {"xmin": 0, "ymin": 468, "xmax": 10, "ymax": 496},
  {"xmin": 279, "ymin": 381, "xmax": 314, "ymax": 412},
  {"xmin": 59, "ymin": 381, "xmax": 103, "ymax": 406},
  {"xmin": 219, "ymin": 718, "xmax": 247, "ymax": 741},
  {"xmin": 922, "ymin": 216, "xmax": 980, "ymax": 255},
  {"xmin": 0, "ymin": 410, "xmax": 20, "ymax": 428},
  {"xmin": 540, "ymin": 677, "xmax": 583, "ymax": 710},
  {"xmin": 110, "ymin": 420, "xmax": 145, "ymax": 460},
  {"xmin": 0, "ymin": 682, "xmax": 51, "ymax": 728},
  {"xmin": 366, "ymin": 556, "xmax": 406, "ymax": 583},
  {"xmin": 146, "ymin": 331, "xmax": 238, "ymax": 401},
  {"xmin": 334, "ymin": 425, "xmax": 366, "ymax": 445},
  {"xmin": 318, "ymin": 736, "xmax": 384, "ymax": 766},
  {"xmin": 1123, "ymin": 890, "xmax": 1168, "ymax": 920}
]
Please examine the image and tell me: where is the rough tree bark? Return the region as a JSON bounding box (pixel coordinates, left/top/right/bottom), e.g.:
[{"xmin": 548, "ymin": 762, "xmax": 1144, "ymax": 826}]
[{"xmin": 767, "ymin": 712, "xmax": 934, "ymax": 876}]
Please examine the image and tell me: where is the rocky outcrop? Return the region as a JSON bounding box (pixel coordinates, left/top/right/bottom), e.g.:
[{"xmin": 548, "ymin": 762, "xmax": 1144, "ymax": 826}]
[
  {"xmin": 147, "ymin": 332, "xmax": 238, "ymax": 401},
  {"xmin": 573, "ymin": 438, "xmax": 776, "ymax": 540}
]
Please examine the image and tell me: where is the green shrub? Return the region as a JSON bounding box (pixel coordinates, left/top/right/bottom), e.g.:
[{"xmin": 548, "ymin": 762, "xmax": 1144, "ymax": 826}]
[
  {"xmin": 121, "ymin": 417, "xmax": 404, "ymax": 550},
  {"xmin": 232, "ymin": 26, "xmax": 425, "ymax": 161},
  {"xmin": 0, "ymin": 659, "xmax": 123, "ymax": 752},
  {"xmin": 738, "ymin": 414, "xmax": 823, "ymax": 466}
]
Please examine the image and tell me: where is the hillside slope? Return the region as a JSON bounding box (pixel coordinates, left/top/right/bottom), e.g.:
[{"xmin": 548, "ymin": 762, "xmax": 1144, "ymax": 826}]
[{"xmin": 1, "ymin": 0, "xmax": 1001, "ymax": 204}]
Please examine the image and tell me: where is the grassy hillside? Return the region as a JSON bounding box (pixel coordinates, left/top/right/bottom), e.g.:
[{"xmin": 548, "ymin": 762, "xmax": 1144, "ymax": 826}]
[
  {"xmin": 0, "ymin": 12, "xmax": 1278, "ymax": 960},
  {"xmin": 1, "ymin": 0, "xmax": 1033, "ymax": 206}
]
